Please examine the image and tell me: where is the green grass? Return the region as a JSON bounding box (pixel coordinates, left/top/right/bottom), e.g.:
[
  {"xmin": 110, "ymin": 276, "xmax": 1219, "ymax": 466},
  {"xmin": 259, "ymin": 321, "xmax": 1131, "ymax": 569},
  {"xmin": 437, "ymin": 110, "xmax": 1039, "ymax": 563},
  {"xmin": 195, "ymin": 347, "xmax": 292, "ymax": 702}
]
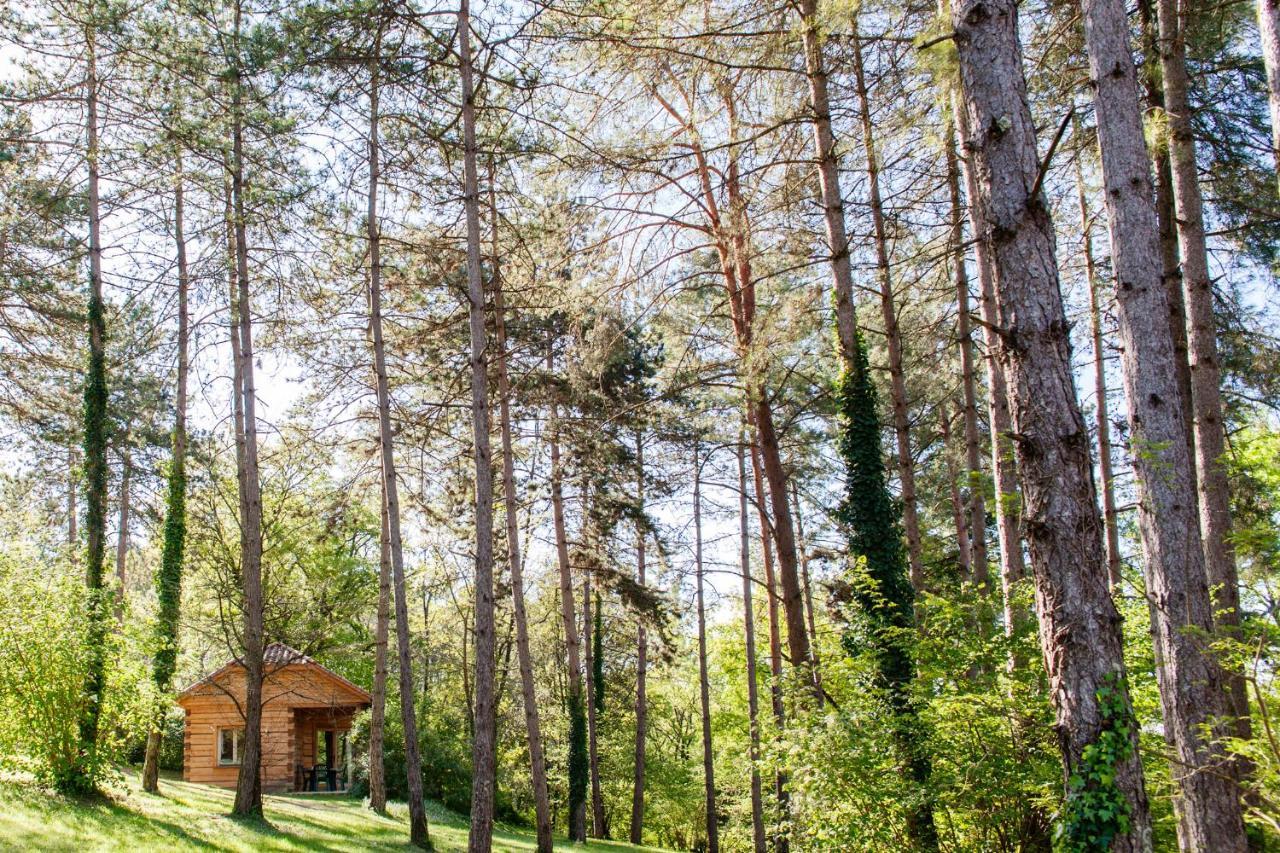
[{"xmin": 0, "ymin": 768, "xmax": 666, "ymax": 852}]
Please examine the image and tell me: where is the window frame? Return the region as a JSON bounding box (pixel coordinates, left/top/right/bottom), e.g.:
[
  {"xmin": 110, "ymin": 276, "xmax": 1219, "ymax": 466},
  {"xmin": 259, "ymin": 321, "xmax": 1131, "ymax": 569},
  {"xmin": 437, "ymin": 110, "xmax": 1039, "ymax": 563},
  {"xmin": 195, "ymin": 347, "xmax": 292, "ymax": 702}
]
[{"xmin": 217, "ymin": 727, "xmax": 244, "ymax": 766}]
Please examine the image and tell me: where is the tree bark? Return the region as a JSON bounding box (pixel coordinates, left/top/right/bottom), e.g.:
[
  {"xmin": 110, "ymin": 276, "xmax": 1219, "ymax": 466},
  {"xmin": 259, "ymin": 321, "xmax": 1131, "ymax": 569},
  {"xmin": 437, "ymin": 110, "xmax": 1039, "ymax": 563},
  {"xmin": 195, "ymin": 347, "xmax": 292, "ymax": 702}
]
[
  {"xmin": 1090, "ymin": 0, "xmax": 1248, "ymax": 838},
  {"xmin": 630, "ymin": 435, "xmax": 647, "ymax": 846},
  {"xmin": 751, "ymin": 399, "xmax": 811, "ymax": 681},
  {"xmin": 939, "ymin": 409, "xmax": 971, "ymax": 579},
  {"xmin": 143, "ymin": 154, "xmax": 190, "ymax": 794},
  {"xmin": 422, "ymin": 583, "xmax": 431, "ymax": 708},
  {"xmin": 1074, "ymin": 159, "xmax": 1123, "ymax": 589},
  {"xmin": 549, "ymin": 367, "xmax": 586, "ymax": 842},
  {"xmin": 790, "ymin": 483, "xmax": 823, "ymax": 704},
  {"xmin": 1260, "ymin": 0, "xmax": 1280, "ymax": 187},
  {"xmin": 739, "ymin": 442, "xmax": 767, "ymax": 853},
  {"xmin": 368, "ymin": 482, "xmax": 391, "ymax": 814},
  {"xmin": 458, "ymin": 3, "xmax": 497, "ymax": 847},
  {"xmin": 583, "ymin": 572, "xmax": 606, "ymax": 838},
  {"xmin": 951, "ymin": 117, "xmax": 1026, "ymax": 662},
  {"xmin": 794, "ymin": 32, "xmax": 938, "ymax": 842},
  {"xmin": 229, "ymin": 4, "xmax": 266, "ymax": 813},
  {"xmin": 1138, "ymin": 0, "xmax": 1198, "ymax": 481},
  {"xmin": 693, "ymin": 444, "xmax": 719, "ymax": 853},
  {"xmin": 796, "ymin": 0, "xmax": 856, "ymax": 363},
  {"xmin": 114, "ymin": 441, "xmax": 129, "ymax": 623},
  {"xmin": 950, "ymin": 1, "xmax": 1152, "ymax": 847},
  {"xmin": 491, "ymin": 182, "xmax": 553, "ymax": 853},
  {"xmin": 944, "ymin": 130, "xmax": 989, "ymax": 587},
  {"xmin": 748, "ymin": 421, "xmax": 789, "ymax": 853},
  {"xmin": 850, "ymin": 26, "xmax": 925, "ymax": 592},
  {"xmin": 1156, "ymin": 0, "xmax": 1252, "ymax": 747},
  {"xmin": 365, "ymin": 44, "xmax": 430, "ymax": 845}
]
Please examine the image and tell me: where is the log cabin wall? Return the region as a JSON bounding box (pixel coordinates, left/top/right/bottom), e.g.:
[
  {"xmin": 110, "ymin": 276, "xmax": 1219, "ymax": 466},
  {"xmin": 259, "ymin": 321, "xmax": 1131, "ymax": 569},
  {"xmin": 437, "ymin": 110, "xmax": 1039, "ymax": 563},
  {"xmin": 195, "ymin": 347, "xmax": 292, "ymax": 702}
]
[{"xmin": 177, "ymin": 649, "xmax": 370, "ymax": 792}]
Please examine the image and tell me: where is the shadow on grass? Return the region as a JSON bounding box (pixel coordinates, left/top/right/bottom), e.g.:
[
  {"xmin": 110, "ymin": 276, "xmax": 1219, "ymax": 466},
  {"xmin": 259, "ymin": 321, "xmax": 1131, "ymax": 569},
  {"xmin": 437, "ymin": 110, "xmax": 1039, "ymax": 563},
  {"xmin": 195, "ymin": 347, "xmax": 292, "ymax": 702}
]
[{"xmin": 0, "ymin": 784, "xmax": 219, "ymax": 850}]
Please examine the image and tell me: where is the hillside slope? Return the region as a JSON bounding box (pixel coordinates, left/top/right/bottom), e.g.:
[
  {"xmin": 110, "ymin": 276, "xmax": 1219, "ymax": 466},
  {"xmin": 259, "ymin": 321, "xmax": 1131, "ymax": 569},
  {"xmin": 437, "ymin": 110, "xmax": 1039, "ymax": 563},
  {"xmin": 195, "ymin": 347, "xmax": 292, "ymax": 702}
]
[{"xmin": 0, "ymin": 769, "xmax": 667, "ymax": 852}]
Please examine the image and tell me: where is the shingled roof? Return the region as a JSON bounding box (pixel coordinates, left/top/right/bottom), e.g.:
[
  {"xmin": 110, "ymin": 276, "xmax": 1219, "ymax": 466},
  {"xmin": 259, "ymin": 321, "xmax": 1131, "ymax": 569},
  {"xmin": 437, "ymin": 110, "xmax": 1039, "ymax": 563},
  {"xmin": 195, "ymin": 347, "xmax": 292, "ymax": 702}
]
[{"xmin": 176, "ymin": 642, "xmax": 372, "ymax": 703}]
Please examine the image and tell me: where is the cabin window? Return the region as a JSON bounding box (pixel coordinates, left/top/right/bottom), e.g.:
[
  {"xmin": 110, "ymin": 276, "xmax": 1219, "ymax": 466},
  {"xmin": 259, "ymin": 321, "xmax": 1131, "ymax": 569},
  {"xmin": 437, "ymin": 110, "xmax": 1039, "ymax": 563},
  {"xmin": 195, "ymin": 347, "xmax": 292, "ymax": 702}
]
[{"xmin": 218, "ymin": 727, "xmax": 244, "ymax": 765}]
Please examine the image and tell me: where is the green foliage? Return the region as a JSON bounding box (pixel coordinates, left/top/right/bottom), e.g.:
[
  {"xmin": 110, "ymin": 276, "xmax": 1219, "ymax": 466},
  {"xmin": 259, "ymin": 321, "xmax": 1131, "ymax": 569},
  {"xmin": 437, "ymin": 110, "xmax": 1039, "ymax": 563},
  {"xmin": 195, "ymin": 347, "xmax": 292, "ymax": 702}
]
[
  {"xmin": 0, "ymin": 550, "xmax": 148, "ymax": 791},
  {"xmin": 1228, "ymin": 420, "xmax": 1280, "ymax": 589},
  {"xmin": 182, "ymin": 439, "xmax": 379, "ymax": 657},
  {"xmin": 127, "ymin": 709, "xmax": 184, "ymax": 772},
  {"xmin": 1054, "ymin": 673, "xmax": 1135, "ymax": 852}
]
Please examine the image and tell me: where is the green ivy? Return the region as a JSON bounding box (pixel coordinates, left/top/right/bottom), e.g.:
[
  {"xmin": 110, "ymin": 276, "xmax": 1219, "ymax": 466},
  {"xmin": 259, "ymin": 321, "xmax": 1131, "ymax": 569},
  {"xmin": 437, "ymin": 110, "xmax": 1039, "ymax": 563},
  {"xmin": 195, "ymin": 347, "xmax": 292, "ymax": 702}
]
[
  {"xmin": 567, "ymin": 685, "xmax": 588, "ymax": 840},
  {"xmin": 834, "ymin": 330, "xmax": 939, "ymax": 852},
  {"xmin": 1055, "ymin": 672, "xmax": 1135, "ymax": 852},
  {"xmin": 152, "ymin": 448, "xmax": 187, "ymax": 696},
  {"xmin": 70, "ymin": 285, "xmax": 109, "ymax": 796}
]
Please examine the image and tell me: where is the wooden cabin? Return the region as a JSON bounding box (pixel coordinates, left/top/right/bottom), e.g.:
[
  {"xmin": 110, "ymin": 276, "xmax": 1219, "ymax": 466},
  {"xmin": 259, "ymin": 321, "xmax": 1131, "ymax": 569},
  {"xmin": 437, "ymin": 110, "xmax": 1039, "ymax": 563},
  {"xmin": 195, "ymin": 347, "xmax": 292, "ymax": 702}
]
[{"xmin": 176, "ymin": 642, "xmax": 372, "ymax": 793}]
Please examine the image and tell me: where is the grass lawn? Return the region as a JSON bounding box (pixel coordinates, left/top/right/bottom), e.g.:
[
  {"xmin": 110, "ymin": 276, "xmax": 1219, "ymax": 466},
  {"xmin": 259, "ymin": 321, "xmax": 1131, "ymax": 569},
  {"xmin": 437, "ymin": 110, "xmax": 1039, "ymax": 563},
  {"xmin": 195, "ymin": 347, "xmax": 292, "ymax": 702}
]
[{"xmin": 0, "ymin": 768, "xmax": 667, "ymax": 852}]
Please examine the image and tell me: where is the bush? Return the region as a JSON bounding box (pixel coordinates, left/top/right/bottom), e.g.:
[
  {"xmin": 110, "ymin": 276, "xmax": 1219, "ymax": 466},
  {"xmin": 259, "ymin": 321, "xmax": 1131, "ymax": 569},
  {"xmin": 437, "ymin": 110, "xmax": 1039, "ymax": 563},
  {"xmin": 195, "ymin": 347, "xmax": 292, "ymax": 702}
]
[{"xmin": 0, "ymin": 550, "xmax": 148, "ymax": 790}]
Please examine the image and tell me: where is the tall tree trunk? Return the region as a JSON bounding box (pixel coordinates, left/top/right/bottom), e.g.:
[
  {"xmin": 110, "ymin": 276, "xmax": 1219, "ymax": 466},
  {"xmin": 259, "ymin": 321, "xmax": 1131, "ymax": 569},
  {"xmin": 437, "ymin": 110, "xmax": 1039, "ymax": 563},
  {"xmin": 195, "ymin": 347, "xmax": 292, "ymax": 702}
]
[
  {"xmin": 422, "ymin": 583, "xmax": 431, "ymax": 708},
  {"xmin": 366, "ymin": 45, "xmax": 430, "ymax": 846},
  {"xmin": 75, "ymin": 12, "xmax": 109, "ymax": 794},
  {"xmin": 143, "ymin": 155, "xmax": 190, "ymax": 794},
  {"xmin": 940, "ymin": 409, "xmax": 971, "ymax": 579},
  {"xmin": 660, "ymin": 85, "xmax": 813, "ymax": 687},
  {"xmin": 224, "ymin": 178, "xmax": 248, "ymax": 532},
  {"xmin": 583, "ymin": 573, "xmax": 606, "ymax": 838},
  {"xmin": 1260, "ymin": 0, "xmax": 1280, "ymax": 186},
  {"xmin": 950, "ymin": 1, "xmax": 1152, "ymax": 847},
  {"xmin": 951, "ymin": 118, "xmax": 1027, "ymax": 662},
  {"xmin": 230, "ymin": 9, "xmax": 266, "ymax": 811},
  {"xmin": 796, "ymin": 0, "xmax": 856, "ymax": 363},
  {"xmin": 114, "ymin": 441, "xmax": 129, "ymax": 622},
  {"xmin": 790, "ymin": 483, "xmax": 823, "ymax": 704},
  {"xmin": 739, "ymin": 442, "xmax": 767, "ymax": 853},
  {"xmin": 491, "ymin": 182, "xmax": 553, "ymax": 853},
  {"xmin": 1138, "ymin": 0, "xmax": 1197, "ymax": 473},
  {"xmin": 549, "ymin": 372, "xmax": 586, "ymax": 843},
  {"xmin": 630, "ymin": 435, "xmax": 647, "ymax": 846},
  {"xmin": 850, "ymin": 26, "xmax": 925, "ymax": 592},
  {"xmin": 748, "ymin": 421, "xmax": 789, "ymax": 853},
  {"xmin": 944, "ymin": 131, "xmax": 989, "ymax": 587},
  {"xmin": 1156, "ymin": 0, "xmax": 1252, "ymax": 748},
  {"xmin": 368, "ymin": 482, "xmax": 391, "ymax": 814},
  {"xmin": 458, "ymin": 4, "xmax": 497, "ymax": 848},
  {"xmin": 693, "ymin": 444, "xmax": 719, "ymax": 853},
  {"xmin": 1075, "ymin": 159, "xmax": 1123, "ymax": 589},
  {"xmin": 1090, "ymin": 0, "xmax": 1252, "ymax": 842},
  {"xmin": 750, "ymin": 400, "xmax": 811, "ymax": 680}
]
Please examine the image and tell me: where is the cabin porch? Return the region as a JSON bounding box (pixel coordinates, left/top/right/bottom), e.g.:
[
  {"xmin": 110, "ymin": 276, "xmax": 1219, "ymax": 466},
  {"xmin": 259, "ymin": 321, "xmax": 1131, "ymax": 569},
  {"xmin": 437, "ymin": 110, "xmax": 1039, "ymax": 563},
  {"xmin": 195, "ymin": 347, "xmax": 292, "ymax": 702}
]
[{"xmin": 292, "ymin": 705, "xmax": 358, "ymax": 793}]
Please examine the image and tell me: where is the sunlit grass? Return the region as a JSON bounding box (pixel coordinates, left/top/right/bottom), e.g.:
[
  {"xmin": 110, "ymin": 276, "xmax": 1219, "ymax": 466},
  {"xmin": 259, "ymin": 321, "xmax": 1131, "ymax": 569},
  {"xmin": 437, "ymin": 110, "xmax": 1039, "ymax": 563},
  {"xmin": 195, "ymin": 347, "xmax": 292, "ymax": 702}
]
[{"xmin": 0, "ymin": 768, "xmax": 666, "ymax": 851}]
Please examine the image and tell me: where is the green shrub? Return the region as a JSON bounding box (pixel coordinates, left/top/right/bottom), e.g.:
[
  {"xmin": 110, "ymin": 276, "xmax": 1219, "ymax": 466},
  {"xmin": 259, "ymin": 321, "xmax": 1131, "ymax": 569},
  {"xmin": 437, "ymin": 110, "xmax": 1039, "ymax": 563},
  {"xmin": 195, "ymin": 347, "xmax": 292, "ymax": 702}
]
[{"xmin": 0, "ymin": 550, "xmax": 148, "ymax": 790}]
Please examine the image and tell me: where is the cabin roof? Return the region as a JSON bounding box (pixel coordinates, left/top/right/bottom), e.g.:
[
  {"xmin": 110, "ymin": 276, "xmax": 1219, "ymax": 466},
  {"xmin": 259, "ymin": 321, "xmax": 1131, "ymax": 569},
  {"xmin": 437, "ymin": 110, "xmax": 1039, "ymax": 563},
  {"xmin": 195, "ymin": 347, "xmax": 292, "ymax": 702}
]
[{"xmin": 176, "ymin": 642, "xmax": 372, "ymax": 706}]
